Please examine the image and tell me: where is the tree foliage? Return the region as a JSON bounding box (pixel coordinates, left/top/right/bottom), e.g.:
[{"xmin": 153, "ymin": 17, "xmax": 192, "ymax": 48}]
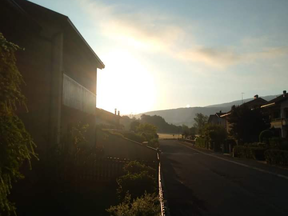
[
  {"xmin": 228, "ymin": 105, "xmax": 270, "ymax": 144},
  {"xmin": 116, "ymin": 161, "xmax": 157, "ymax": 200},
  {"xmin": 0, "ymin": 32, "xmax": 37, "ymax": 215},
  {"xmin": 193, "ymin": 113, "xmax": 208, "ymax": 135},
  {"xmin": 140, "ymin": 114, "xmax": 182, "ymax": 133},
  {"xmin": 203, "ymin": 124, "xmax": 227, "ymax": 150},
  {"xmin": 107, "ymin": 192, "xmax": 160, "ymax": 216}
]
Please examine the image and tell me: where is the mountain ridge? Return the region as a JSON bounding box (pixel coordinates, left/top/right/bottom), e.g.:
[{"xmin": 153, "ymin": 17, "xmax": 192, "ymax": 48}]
[{"xmin": 135, "ymin": 95, "xmax": 278, "ymax": 127}]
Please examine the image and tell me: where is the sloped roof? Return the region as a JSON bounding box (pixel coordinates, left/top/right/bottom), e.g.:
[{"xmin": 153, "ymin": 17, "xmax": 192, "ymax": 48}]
[
  {"xmin": 261, "ymin": 93, "xmax": 288, "ymax": 108},
  {"xmin": 11, "ymin": 0, "xmax": 105, "ymax": 69}
]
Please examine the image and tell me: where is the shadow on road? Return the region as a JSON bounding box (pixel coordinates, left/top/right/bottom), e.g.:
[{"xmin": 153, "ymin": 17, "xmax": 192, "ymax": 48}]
[{"xmin": 162, "ymin": 153, "xmax": 208, "ymax": 216}]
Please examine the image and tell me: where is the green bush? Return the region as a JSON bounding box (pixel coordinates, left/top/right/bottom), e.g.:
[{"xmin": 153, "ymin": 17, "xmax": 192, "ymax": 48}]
[
  {"xmin": 117, "ymin": 171, "xmax": 156, "ymax": 199},
  {"xmin": 107, "ymin": 192, "xmax": 160, "ymax": 216},
  {"xmin": 259, "ymin": 129, "xmax": 274, "ymax": 143},
  {"xmin": 148, "ymin": 138, "xmax": 159, "ymax": 148},
  {"xmin": 265, "ymin": 150, "xmax": 288, "ymax": 166},
  {"xmin": 195, "ymin": 137, "xmax": 206, "ymax": 148},
  {"xmin": 117, "ymin": 161, "xmax": 157, "ymax": 199},
  {"xmin": 269, "ymin": 137, "xmax": 288, "ymax": 150},
  {"xmin": 233, "ymin": 146, "xmax": 266, "ymax": 160},
  {"xmin": 123, "ymin": 161, "xmax": 156, "ymax": 177}
]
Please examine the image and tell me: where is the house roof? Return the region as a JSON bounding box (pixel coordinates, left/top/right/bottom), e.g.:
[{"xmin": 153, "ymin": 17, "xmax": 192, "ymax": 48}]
[
  {"xmin": 241, "ymin": 97, "xmax": 267, "ymax": 109},
  {"xmin": 216, "ymin": 112, "xmax": 227, "ymax": 117},
  {"xmin": 261, "ymin": 93, "xmax": 288, "ymax": 108},
  {"xmin": 11, "ymin": 0, "xmax": 105, "ymax": 69},
  {"xmin": 219, "ymin": 98, "xmax": 266, "ymax": 118}
]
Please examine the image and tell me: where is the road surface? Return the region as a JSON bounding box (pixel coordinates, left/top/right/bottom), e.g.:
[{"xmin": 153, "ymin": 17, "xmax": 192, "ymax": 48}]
[{"xmin": 160, "ymin": 140, "xmax": 288, "ymax": 216}]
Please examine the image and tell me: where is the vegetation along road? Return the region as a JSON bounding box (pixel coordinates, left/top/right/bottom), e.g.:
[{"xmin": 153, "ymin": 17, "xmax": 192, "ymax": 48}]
[{"xmin": 160, "ymin": 140, "xmax": 288, "ymax": 216}]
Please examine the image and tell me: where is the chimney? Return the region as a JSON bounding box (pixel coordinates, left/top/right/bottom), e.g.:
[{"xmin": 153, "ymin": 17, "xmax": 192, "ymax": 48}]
[
  {"xmin": 284, "ymin": 90, "xmax": 287, "ymax": 97},
  {"xmin": 115, "ymin": 108, "xmax": 117, "ymax": 115},
  {"xmin": 254, "ymin": 95, "xmax": 258, "ymax": 99},
  {"xmin": 118, "ymin": 111, "xmax": 120, "ymax": 116},
  {"xmin": 219, "ymin": 110, "xmax": 222, "ymax": 114}
]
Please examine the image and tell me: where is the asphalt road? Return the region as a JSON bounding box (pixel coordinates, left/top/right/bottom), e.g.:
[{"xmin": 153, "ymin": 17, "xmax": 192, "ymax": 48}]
[{"xmin": 160, "ymin": 140, "xmax": 288, "ymax": 216}]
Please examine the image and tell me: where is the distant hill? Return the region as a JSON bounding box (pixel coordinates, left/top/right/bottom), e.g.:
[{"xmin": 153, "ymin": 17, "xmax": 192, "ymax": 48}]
[{"xmin": 136, "ymin": 95, "xmax": 278, "ymax": 127}]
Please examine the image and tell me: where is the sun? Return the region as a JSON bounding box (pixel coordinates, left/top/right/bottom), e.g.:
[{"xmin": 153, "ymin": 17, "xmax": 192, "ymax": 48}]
[
  {"xmin": 186, "ymin": 104, "xmax": 190, "ymax": 108},
  {"xmin": 97, "ymin": 50, "xmax": 156, "ymax": 114}
]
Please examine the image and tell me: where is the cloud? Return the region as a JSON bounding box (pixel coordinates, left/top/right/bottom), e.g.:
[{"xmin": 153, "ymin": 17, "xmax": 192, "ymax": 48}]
[
  {"xmin": 178, "ymin": 46, "xmax": 288, "ymax": 68},
  {"xmin": 76, "ymin": 0, "xmax": 288, "ymax": 69},
  {"xmin": 178, "ymin": 47, "xmax": 242, "ymax": 68}
]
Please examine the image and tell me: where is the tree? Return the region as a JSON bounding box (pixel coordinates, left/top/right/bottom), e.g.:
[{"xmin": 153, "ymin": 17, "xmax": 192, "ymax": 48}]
[
  {"xmin": 140, "ymin": 114, "xmax": 181, "ymax": 134},
  {"xmin": 181, "ymin": 125, "xmax": 189, "ymax": 139},
  {"xmin": 136, "ymin": 123, "xmax": 158, "ymax": 142},
  {"xmin": 130, "ymin": 120, "xmax": 140, "ymax": 132},
  {"xmin": 189, "ymin": 126, "xmax": 197, "ymax": 140},
  {"xmin": 0, "ymin": 33, "xmax": 37, "ymax": 215},
  {"xmin": 203, "ymin": 124, "xmax": 227, "ymax": 151},
  {"xmin": 193, "ymin": 113, "xmax": 208, "ymax": 135},
  {"xmin": 228, "ymin": 105, "xmax": 270, "ymax": 144}
]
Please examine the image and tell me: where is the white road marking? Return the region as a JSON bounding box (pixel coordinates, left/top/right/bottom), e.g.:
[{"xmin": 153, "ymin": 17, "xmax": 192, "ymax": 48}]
[{"xmin": 179, "ymin": 141, "xmax": 288, "ymax": 181}]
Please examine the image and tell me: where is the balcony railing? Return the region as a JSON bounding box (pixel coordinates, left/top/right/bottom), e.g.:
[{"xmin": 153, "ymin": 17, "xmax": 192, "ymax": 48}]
[
  {"xmin": 63, "ymin": 74, "xmax": 95, "ymax": 115},
  {"xmin": 271, "ymin": 118, "xmax": 288, "ymax": 127}
]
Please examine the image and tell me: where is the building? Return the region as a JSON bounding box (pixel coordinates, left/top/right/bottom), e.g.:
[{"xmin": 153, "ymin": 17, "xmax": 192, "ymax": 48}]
[
  {"xmin": 261, "ymin": 91, "xmax": 288, "ymax": 138},
  {"xmin": 208, "ymin": 111, "xmax": 227, "ymax": 127},
  {"xmin": 219, "ymin": 95, "xmax": 267, "ymax": 133},
  {"xmin": 1, "ymin": 0, "xmax": 105, "ymax": 153}
]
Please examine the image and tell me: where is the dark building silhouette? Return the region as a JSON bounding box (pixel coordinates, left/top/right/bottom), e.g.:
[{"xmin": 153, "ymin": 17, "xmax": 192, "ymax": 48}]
[
  {"xmin": 1, "ymin": 0, "xmax": 105, "ymax": 153},
  {"xmin": 261, "ymin": 90, "xmax": 288, "ymax": 138}
]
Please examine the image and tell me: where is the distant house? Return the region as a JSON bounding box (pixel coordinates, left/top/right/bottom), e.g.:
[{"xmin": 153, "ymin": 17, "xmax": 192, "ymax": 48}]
[
  {"xmin": 1, "ymin": 0, "xmax": 105, "ymax": 153},
  {"xmin": 219, "ymin": 95, "xmax": 267, "ymax": 133},
  {"xmin": 261, "ymin": 91, "xmax": 288, "ymax": 138},
  {"xmin": 208, "ymin": 111, "xmax": 227, "ymax": 128}
]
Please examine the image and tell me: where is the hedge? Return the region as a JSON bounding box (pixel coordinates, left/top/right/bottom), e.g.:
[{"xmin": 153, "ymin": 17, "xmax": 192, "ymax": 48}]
[
  {"xmin": 264, "ymin": 150, "xmax": 288, "ymax": 166},
  {"xmin": 233, "ymin": 146, "xmax": 266, "ymax": 160},
  {"xmin": 195, "ymin": 137, "xmax": 206, "ymax": 148}
]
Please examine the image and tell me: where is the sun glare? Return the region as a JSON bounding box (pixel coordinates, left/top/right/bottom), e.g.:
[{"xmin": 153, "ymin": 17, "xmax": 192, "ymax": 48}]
[{"xmin": 97, "ymin": 50, "xmax": 156, "ymax": 115}]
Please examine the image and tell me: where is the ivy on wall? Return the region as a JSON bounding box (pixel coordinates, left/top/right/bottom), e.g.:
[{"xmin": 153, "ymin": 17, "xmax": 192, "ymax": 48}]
[{"xmin": 0, "ymin": 32, "xmax": 37, "ymax": 215}]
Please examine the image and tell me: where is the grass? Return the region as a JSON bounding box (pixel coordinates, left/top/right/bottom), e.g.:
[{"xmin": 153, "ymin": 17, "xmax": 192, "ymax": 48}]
[{"xmin": 158, "ymin": 133, "xmax": 181, "ymax": 139}]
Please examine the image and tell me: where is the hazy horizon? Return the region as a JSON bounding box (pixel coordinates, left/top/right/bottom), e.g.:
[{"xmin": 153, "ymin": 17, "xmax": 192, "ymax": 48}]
[{"xmin": 30, "ymin": 0, "xmax": 288, "ymax": 115}]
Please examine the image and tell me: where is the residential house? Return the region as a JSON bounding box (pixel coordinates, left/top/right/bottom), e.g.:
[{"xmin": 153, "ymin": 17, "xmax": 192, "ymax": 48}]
[
  {"xmin": 208, "ymin": 111, "xmax": 227, "ymax": 128},
  {"xmin": 219, "ymin": 95, "xmax": 267, "ymax": 133},
  {"xmin": 261, "ymin": 91, "xmax": 288, "ymax": 138},
  {"xmin": 1, "ymin": 0, "xmax": 104, "ymax": 153}
]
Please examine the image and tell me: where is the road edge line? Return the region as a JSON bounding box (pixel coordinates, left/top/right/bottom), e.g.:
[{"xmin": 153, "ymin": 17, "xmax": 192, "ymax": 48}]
[{"xmin": 179, "ymin": 141, "xmax": 288, "ymax": 181}]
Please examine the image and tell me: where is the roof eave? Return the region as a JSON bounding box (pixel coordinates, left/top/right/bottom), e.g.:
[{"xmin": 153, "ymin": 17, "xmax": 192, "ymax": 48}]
[
  {"xmin": 66, "ymin": 18, "xmax": 105, "ymax": 69},
  {"xmin": 261, "ymin": 102, "xmax": 276, "ymax": 108}
]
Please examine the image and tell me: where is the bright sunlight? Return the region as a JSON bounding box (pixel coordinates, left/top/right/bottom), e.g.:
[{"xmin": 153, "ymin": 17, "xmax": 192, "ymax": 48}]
[{"xmin": 97, "ymin": 50, "xmax": 156, "ymax": 115}]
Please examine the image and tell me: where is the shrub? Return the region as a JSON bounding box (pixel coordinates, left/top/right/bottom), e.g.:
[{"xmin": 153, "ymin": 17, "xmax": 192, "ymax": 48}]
[
  {"xmin": 233, "ymin": 146, "xmax": 266, "ymax": 160},
  {"xmin": 123, "ymin": 161, "xmax": 156, "ymax": 177},
  {"xmin": 148, "ymin": 138, "xmax": 159, "ymax": 148},
  {"xmin": 107, "ymin": 192, "xmax": 160, "ymax": 216},
  {"xmin": 269, "ymin": 137, "xmax": 288, "ymax": 150},
  {"xmin": 265, "ymin": 150, "xmax": 288, "ymax": 166},
  {"xmin": 117, "ymin": 161, "xmax": 157, "ymax": 199},
  {"xmin": 259, "ymin": 129, "xmax": 273, "ymax": 143},
  {"xmin": 195, "ymin": 137, "xmax": 206, "ymax": 148},
  {"xmin": 117, "ymin": 171, "xmax": 157, "ymax": 199}
]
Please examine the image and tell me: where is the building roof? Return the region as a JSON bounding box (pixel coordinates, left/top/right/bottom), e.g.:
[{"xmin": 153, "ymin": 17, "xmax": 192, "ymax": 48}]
[
  {"xmin": 261, "ymin": 92, "xmax": 288, "ymax": 108},
  {"xmin": 241, "ymin": 97, "xmax": 267, "ymax": 109},
  {"xmin": 219, "ymin": 97, "xmax": 266, "ymax": 118},
  {"xmin": 11, "ymin": 0, "xmax": 105, "ymax": 69}
]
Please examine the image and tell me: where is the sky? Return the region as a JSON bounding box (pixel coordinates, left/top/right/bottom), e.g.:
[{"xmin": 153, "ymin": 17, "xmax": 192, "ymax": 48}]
[{"xmin": 30, "ymin": 0, "xmax": 288, "ymax": 115}]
